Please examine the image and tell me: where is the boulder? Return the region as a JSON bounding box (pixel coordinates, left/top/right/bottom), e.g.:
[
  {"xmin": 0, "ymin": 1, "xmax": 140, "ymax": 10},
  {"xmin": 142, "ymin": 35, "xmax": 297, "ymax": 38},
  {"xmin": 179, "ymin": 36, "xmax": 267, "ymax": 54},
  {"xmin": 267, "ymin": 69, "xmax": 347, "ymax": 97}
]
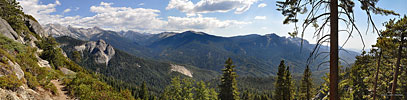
[
  {"xmin": 60, "ymin": 68, "xmax": 76, "ymax": 75},
  {"xmin": 37, "ymin": 59, "xmax": 51, "ymax": 68},
  {"xmin": 0, "ymin": 17, "xmax": 24, "ymax": 44},
  {"xmin": 7, "ymin": 60, "xmax": 24, "ymax": 79}
]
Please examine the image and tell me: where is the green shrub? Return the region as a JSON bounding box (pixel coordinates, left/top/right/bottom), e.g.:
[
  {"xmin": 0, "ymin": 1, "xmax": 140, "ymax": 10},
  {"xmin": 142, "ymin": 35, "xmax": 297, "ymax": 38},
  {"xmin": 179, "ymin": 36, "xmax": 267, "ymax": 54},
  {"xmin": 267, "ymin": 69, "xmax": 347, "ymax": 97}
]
[
  {"xmin": 45, "ymin": 82, "xmax": 58, "ymax": 95},
  {"xmin": 0, "ymin": 74, "xmax": 22, "ymax": 91},
  {"xmin": 24, "ymin": 72, "xmax": 39, "ymax": 90},
  {"xmin": 66, "ymin": 72, "xmax": 133, "ymax": 100}
]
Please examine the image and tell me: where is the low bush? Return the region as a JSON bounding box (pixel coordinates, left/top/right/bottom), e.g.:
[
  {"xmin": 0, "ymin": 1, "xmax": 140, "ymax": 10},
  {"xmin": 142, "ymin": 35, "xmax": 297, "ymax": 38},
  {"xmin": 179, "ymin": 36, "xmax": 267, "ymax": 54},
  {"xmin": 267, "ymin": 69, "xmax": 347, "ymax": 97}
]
[{"xmin": 0, "ymin": 74, "xmax": 22, "ymax": 91}]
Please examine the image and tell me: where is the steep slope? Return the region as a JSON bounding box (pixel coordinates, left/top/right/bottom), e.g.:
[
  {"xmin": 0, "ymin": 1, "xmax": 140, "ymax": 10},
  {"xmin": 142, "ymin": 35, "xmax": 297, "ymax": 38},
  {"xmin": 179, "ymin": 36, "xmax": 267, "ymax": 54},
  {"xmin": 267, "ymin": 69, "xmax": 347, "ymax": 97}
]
[
  {"xmin": 56, "ymin": 36, "xmax": 219, "ymax": 93},
  {"xmin": 0, "ymin": 0, "xmax": 136, "ymax": 99}
]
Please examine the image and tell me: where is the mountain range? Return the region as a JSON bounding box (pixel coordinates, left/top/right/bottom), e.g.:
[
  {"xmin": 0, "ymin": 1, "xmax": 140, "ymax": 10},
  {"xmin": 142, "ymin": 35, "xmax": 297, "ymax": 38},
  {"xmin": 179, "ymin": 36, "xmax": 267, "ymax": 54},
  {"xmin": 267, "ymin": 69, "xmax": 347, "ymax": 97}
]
[
  {"xmin": 55, "ymin": 36, "xmax": 219, "ymax": 93},
  {"xmin": 45, "ymin": 24, "xmax": 360, "ymax": 77}
]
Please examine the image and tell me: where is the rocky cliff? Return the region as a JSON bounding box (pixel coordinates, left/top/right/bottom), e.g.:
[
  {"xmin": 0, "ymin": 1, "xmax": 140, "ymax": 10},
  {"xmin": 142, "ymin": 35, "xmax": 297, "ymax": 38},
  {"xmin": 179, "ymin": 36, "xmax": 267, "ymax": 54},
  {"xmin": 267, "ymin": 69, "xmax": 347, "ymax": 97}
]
[
  {"xmin": 0, "ymin": 17, "xmax": 24, "ymax": 44},
  {"xmin": 74, "ymin": 39, "xmax": 115, "ymax": 66}
]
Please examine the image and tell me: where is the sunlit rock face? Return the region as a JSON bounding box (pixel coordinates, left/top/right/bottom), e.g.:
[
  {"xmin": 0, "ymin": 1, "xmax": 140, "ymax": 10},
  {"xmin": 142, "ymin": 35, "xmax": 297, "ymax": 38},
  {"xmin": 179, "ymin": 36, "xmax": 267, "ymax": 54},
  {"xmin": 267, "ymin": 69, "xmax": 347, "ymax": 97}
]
[
  {"xmin": 75, "ymin": 39, "xmax": 115, "ymax": 66},
  {"xmin": 0, "ymin": 18, "xmax": 24, "ymax": 44},
  {"xmin": 170, "ymin": 64, "xmax": 193, "ymax": 77}
]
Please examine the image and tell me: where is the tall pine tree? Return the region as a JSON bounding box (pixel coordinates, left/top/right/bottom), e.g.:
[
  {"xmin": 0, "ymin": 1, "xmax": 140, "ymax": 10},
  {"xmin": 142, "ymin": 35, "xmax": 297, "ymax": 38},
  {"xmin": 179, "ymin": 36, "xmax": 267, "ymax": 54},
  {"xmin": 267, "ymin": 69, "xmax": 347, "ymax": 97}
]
[
  {"xmin": 274, "ymin": 60, "xmax": 286, "ymax": 100},
  {"xmin": 195, "ymin": 81, "xmax": 210, "ymax": 100},
  {"xmin": 284, "ymin": 66, "xmax": 294, "ymax": 100},
  {"xmin": 162, "ymin": 76, "xmax": 182, "ymax": 100},
  {"xmin": 219, "ymin": 58, "xmax": 239, "ymax": 100},
  {"xmin": 139, "ymin": 81, "xmax": 149, "ymax": 100},
  {"xmin": 299, "ymin": 66, "xmax": 313, "ymax": 100}
]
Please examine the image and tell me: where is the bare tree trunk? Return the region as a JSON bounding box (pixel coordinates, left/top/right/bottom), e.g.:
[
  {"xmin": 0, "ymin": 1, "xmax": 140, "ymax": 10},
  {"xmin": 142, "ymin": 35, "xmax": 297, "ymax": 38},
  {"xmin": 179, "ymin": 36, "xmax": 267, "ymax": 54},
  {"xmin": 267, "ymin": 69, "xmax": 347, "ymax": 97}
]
[
  {"xmin": 373, "ymin": 50, "xmax": 382, "ymax": 100},
  {"xmin": 329, "ymin": 0, "xmax": 339, "ymax": 100},
  {"xmin": 391, "ymin": 34, "xmax": 404, "ymax": 100}
]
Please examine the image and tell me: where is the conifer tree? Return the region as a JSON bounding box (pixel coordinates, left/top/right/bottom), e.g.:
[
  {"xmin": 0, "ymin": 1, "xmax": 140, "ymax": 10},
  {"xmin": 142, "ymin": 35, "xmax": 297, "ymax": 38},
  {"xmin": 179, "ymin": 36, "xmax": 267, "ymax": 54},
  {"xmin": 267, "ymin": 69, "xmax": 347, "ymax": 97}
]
[
  {"xmin": 276, "ymin": 0, "xmax": 398, "ymax": 99},
  {"xmin": 274, "ymin": 60, "xmax": 286, "ymax": 100},
  {"xmin": 195, "ymin": 81, "xmax": 209, "ymax": 100},
  {"xmin": 162, "ymin": 76, "xmax": 182, "ymax": 100},
  {"xmin": 208, "ymin": 88, "xmax": 218, "ymax": 100},
  {"xmin": 350, "ymin": 52, "xmax": 370, "ymax": 100},
  {"xmin": 181, "ymin": 78, "xmax": 194, "ymax": 100},
  {"xmin": 299, "ymin": 66, "xmax": 313, "ymax": 100},
  {"xmin": 381, "ymin": 16, "xmax": 407, "ymax": 100},
  {"xmin": 139, "ymin": 81, "xmax": 149, "ymax": 100},
  {"xmin": 195, "ymin": 81, "xmax": 218, "ymax": 100},
  {"xmin": 219, "ymin": 58, "xmax": 239, "ymax": 100},
  {"xmin": 284, "ymin": 66, "xmax": 294, "ymax": 100}
]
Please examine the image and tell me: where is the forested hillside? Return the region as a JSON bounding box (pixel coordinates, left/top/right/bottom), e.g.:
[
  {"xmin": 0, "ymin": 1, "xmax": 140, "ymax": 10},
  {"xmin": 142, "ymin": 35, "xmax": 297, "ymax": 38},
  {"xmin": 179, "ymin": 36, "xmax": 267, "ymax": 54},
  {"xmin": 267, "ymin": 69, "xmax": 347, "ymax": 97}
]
[
  {"xmin": 46, "ymin": 26, "xmax": 360, "ymax": 77},
  {"xmin": 55, "ymin": 36, "xmax": 220, "ymax": 94}
]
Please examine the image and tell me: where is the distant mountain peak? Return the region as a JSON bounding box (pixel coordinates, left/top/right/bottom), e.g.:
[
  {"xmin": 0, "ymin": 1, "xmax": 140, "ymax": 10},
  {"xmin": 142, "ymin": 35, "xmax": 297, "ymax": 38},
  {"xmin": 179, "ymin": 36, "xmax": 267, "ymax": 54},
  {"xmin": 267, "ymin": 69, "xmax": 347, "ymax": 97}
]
[
  {"xmin": 263, "ymin": 33, "xmax": 279, "ymax": 37},
  {"xmin": 158, "ymin": 32, "xmax": 178, "ymax": 38},
  {"xmin": 45, "ymin": 24, "xmax": 105, "ymax": 40},
  {"xmin": 182, "ymin": 31, "xmax": 208, "ymax": 35}
]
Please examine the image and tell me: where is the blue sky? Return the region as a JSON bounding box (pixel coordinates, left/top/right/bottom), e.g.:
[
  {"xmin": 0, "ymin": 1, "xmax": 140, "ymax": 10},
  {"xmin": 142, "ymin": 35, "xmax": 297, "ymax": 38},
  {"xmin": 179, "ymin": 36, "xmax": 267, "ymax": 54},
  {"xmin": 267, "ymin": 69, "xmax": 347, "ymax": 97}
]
[{"xmin": 17, "ymin": 0, "xmax": 407, "ymax": 50}]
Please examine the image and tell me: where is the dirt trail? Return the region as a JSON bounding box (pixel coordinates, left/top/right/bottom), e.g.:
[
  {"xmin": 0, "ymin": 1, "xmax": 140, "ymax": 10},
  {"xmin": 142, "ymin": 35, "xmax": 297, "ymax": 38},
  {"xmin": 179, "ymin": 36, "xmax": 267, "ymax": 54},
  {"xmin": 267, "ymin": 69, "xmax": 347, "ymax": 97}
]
[{"xmin": 50, "ymin": 80, "xmax": 70, "ymax": 100}]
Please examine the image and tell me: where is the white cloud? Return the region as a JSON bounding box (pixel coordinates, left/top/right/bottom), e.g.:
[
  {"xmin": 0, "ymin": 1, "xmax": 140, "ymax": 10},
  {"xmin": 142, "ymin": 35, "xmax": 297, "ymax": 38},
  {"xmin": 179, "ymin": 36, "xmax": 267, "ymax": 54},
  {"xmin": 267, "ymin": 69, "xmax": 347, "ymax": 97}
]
[
  {"xmin": 138, "ymin": 3, "xmax": 145, "ymax": 6},
  {"xmin": 167, "ymin": 16, "xmax": 250, "ymax": 30},
  {"xmin": 17, "ymin": 1, "xmax": 249, "ymax": 33},
  {"xmin": 55, "ymin": 0, "xmax": 61, "ymax": 5},
  {"xmin": 254, "ymin": 16, "xmax": 266, "ymax": 20},
  {"xmin": 17, "ymin": 0, "xmax": 62, "ymax": 24},
  {"xmin": 77, "ymin": 2, "xmax": 166, "ymax": 31},
  {"xmin": 258, "ymin": 3, "xmax": 267, "ymax": 8},
  {"xmin": 166, "ymin": 0, "xmax": 258, "ymax": 15},
  {"xmin": 63, "ymin": 8, "xmax": 71, "ymax": 13},
  {"xmin": 100, "ymin": 2, "xmax": 113, "ymax": 6}
]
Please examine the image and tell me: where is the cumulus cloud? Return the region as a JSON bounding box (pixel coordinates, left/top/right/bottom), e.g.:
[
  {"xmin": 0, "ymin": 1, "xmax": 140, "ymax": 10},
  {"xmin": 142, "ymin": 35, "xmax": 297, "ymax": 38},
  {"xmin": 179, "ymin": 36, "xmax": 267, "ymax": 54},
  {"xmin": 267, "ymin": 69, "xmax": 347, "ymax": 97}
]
[
  {"xmin": 17, "ymin": 1, "xmax": 248, "ymax": 33},
  {"xmin": 166, "ymin": 0, "xmax": 258, "ymax": 15},
  {"xmin": 17, "ymin": 0, "xmax": 62, "ymax": 23},
  {"xmin": 167, "ymin": 16, "xmax": 250, "ymax": 30},
  {"xmin": 254, "ymin": 16, "xmax": 266, "ymax": 20},
  {"xmin": 258, "ymin": 3, "xmax": 267, "ymax": 8},
  {"xmin": 63, "ymin": 8, "xmax": 71, "ymax": 13}
]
